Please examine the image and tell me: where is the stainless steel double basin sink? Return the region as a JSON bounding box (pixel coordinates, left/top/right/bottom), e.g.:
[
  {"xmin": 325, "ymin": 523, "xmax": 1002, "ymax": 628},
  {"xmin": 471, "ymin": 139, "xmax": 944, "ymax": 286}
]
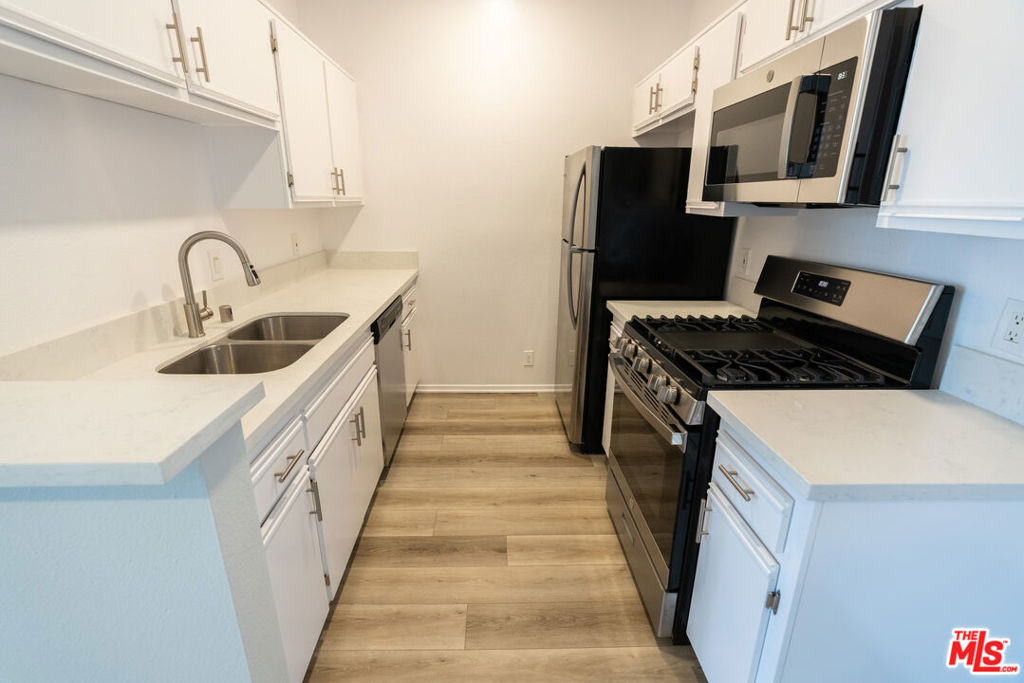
[{"xmin": 158, "ymin": 314, "xmax": 348, "ymax": 375}]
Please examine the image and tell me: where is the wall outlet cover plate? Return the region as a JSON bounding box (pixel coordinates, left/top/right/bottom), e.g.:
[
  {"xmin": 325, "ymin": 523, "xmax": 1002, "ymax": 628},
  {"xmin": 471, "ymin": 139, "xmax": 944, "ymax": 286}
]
[{"xmin": 991, "ymin": 298, "xmax": 1024, "ymax": 357}]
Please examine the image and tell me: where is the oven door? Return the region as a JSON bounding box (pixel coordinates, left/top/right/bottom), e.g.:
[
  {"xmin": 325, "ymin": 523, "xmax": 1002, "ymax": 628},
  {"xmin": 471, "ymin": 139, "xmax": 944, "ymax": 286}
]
[{"xmin": 607, "ymin": 354, "xmax": 697, "ymax": 591}]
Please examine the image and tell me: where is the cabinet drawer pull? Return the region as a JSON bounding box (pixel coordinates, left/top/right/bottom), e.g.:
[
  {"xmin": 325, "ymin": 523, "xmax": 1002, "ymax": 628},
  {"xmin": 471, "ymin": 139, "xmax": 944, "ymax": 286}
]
[
  {"xmin": 165, "ymin": 10, "xmax": 189, "ymax": 74},
  {"xmin": 190, "ymin": 25, "xmax": 211, "ymax": 82},
  {"xmin": 307, "ymin": 479, "xmax": 323, "ymax": 521},
  {"xmin": 274, "ymin": 449, "xmax": 305, "ymax": 482},
  {"xmin": 718, "ymin": 465, "xmax": 755, "ymax": 501},
  {"xmin": 404, "ymin": 329, "xmax": 412, "ymax": 351}
]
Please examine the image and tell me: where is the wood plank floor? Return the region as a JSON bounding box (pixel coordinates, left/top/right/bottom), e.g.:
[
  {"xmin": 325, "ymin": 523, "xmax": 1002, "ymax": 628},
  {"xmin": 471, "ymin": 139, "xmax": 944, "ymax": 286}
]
[{"xmin": 307, "ymin": 393, "xmax": 704, "ymax": 682}]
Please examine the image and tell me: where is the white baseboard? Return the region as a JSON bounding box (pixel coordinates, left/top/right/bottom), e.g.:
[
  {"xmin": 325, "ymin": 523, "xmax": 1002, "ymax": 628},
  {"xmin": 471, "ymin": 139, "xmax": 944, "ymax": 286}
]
[{"xmin": 416, "ymin": 384, "xmax": 556, "ymax": 394}]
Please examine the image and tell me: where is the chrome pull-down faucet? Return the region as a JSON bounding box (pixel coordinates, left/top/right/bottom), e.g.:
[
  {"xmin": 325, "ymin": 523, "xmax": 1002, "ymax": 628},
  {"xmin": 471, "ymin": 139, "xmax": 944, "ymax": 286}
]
[{"xmin": 178, "ymin": 231, "xmax": 261, "ymax": 338}]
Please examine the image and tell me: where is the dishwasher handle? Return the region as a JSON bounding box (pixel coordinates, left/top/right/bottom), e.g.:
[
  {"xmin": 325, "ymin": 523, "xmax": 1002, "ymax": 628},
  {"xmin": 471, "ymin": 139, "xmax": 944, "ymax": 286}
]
[{"xmin": 371, "ymin": 297, "xmax": 404, "ymax": 342}]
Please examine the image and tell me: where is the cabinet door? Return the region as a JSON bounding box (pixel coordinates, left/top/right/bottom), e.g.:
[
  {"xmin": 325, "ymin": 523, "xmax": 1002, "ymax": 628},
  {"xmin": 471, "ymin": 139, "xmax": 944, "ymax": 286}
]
[
  {"xmin": 687, "ymin": 483, "xmax": 780, "ymax": 683},
  {"xmin": 0, "ymin": 0, "xmax": 185, "ymax": 84},
  {"xmin": 738, "ymin": 0, "xmax": 799, "ymax": 73},
  {"xmin": 324, "ymin": 63, "xmax": 365, "ymax": 201},
  {"xmin": 273, "ymin": 20, "xmax": 334, "ymax": 201},
  {"xmin": 401, "ymin": 308, "xmax": 420, "ymax": 407},
  {"xmin": 310, "ymin": 400, "xmax": 361, "ymax": 599},
  {"xmin": 686, "ymin": 11, "xmax": 742, "ymax": 213},
  {"xmin": 354, "ymin": 375, "xmax": 384, "ymax": 504},
  {"xmin": 876, "ymin": 0, "xmax": 1024, "ymax": 238},
  {"xmin": 175, "ymin": 0, "xmax": 280, "ymax": 117},
  {"xmin": 800, "ymin": 0, "xmax": 874, "ymax": 37},
  {"xmin": 631, "ymin": 73, "xmax": 661, "ymax": 132},
  {"xmin": 657, "ymin": 44, "xmax": 698, "ymax": 118},
  {"xmin": 262, "ymin": 468, "xmax": 329, "ymax": 683}
]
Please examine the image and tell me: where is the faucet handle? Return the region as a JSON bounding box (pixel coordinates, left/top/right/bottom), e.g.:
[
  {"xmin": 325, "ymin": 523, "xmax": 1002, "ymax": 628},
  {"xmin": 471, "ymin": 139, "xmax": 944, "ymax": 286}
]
[{"xmin": 199, "ymin": 289, "xmax": 214, "ymax": 321}]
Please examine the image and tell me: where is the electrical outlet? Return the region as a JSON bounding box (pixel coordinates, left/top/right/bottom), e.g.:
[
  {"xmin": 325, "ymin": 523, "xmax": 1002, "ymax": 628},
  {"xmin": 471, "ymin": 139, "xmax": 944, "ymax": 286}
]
[
  {"xmin": 739, "ymin": 248, "xmax": 752, "ymax": 277},
  {"xmin": 207, "ymin": 250, "xmax": 224, "ymax": 282},
  {"xmin": 290, "ymin": 232, "xmax": 301, "ymax": 257},
  {"xmin": 992, "ymin": 298, "xmax": 1024, "ymax": 357},
  {"xmin": 523, "ymin": 350, "xmax": 535, "ymax": 367}
]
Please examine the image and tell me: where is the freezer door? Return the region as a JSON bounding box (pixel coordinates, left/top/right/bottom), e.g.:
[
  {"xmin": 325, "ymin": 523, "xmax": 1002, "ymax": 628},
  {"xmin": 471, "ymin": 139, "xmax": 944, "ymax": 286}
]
[{"xmin": 554, "ymin": 147, "xmax": 600, "ymax": 445}]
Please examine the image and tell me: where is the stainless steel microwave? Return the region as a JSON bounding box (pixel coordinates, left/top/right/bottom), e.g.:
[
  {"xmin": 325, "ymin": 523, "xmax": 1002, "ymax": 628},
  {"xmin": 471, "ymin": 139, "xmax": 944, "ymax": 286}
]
[{"xmin": 703, "ymin": 7, "xmax": 921, "ymax": 207}]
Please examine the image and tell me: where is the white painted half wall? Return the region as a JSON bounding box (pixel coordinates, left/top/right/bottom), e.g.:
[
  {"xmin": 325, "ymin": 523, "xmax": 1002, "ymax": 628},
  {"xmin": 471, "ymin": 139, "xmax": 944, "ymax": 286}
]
[
  {"xmin": 0, "ymin": 74, "xmax": 323, "ymax": 357},
  {"xmin": 298, "ymin": 0, "xmax": 698, "ymax": 389}
]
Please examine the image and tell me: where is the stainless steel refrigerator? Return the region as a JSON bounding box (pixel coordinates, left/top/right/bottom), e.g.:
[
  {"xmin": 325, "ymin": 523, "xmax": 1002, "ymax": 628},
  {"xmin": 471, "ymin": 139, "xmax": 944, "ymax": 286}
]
[{"xmin": 554, "ymin": 146, "xmax": 735, "ymax": 452}]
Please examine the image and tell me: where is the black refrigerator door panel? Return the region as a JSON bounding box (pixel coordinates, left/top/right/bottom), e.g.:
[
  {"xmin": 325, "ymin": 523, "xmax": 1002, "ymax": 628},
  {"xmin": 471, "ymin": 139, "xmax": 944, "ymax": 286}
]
[{"xmin": 573, "ymin": 147, "xmax": 735, "ymax": 453}]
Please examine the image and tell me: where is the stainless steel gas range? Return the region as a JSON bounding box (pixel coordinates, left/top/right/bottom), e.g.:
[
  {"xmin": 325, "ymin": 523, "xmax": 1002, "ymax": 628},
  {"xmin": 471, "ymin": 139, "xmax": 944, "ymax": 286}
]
[{"xmin": 604, "ymin": 256, "xmax": 954, "ymax": 641}]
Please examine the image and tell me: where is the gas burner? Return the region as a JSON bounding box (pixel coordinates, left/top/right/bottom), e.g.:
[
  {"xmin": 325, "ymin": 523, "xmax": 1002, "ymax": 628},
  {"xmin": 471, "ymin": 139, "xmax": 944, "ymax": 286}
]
[
  {"xmin": 678, "ymin": 348, "xmax": 886, "ymax": 387},
  {"xmin": 642, "ymin": 315, "xmax": 771, "ymax": 334}
]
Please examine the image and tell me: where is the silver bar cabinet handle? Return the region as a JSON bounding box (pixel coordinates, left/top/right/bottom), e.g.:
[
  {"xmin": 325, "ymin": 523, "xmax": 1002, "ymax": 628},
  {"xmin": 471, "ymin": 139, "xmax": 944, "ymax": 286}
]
[
  {"xmin": 695, "ymin": 496, "xmax": 711, "ymax": 543},
  {"xmin": 358, "ymin": 406, "xmax": 367, "ymax": 440},
  {"xmin": 785, "ymin": 0, "xmax": 798, "ymax": 40},
  {"xmin": 800, "ymin": 0, "xmax": 814, "ymax": 31},
  {"xmin": 404, "ymin": 329, "xmax": 412, "ymax": 351},
  {"xmin": 307, "ymin": 479, "xmax": 323, "ymax": 521},
  {"xmin": 165, "ymin": 9, "xmax": 189, "ymax": 74},
  {"xmin": 338, "ymin": 168, "xmax": 346, "ymax": 196},
  {"xmin": 275, "ymin": 449, "xmax": 305, "ymax": 483},
  {"xmin": 719, "ymin": 465, "xmax": 755, "ymax": 501},
  {"xmin": 330, "ymin": 168, "xmax": 340, "ymax": 194},
  {"xmin": 191, "ymin": 26, "xmax": 211, "ymax": 82},
  {"xmin": 351, "ymin": 414, "xmax": 362, "ymax": 446},
  {"xmin": 884, "ymin": 134, "xmax": 909, "ymax": 194}
]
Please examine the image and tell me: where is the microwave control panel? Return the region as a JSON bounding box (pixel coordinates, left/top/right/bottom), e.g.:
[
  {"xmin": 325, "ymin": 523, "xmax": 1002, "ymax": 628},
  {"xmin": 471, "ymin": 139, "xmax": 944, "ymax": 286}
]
[
  {"xmin": 810, "ymin": 57, "xmax": 859, "ymax": 178},
  {"xmin": 793, "ymin": 271, "xmax": 851, "ymax": 306}
]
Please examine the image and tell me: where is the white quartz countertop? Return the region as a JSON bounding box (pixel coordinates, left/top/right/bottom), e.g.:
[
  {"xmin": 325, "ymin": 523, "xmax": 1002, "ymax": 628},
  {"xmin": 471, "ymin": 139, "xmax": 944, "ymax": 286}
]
[
  {"xmin": 710, "ymin": 389, "xmax": 1024, "ymax": 501},
  {"xmin": 0, "ymin": 380, "xmax": 263, "ymax": 487},
  {"xmin": 89, "ymin": 268, "xmax": 418, "ymax": 454},
  {"xmin": 607, "ymin": 300, "xmax": 756, "ymax": 322}
]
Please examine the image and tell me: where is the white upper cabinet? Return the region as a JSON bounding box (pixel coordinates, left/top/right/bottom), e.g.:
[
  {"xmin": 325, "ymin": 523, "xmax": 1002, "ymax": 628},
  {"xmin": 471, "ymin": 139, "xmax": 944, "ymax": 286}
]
[
  {"xmin": 632, "ymin": 72, "xmax": 662, "ymax": 133},
  {"xmin": 632, "ymin": 44, "xmax": 699, "ymax": 134},
  {"xmin": 798, "ymin": 0, "xmax": 879, "ymax": 38},
  {"xmin": 325, "ymin": 64, "xmax": 365, "ymax": 202},
  {"xmin": 737, "ymin": 0, "xmax": 801, "ymax": 73},
  {"xmin": 0, "ymin": 0, "xmax": 185, "ymax": 84},
  {"xmin": 685, "ymin": 10, "xmax": 742, "ymax": 214},
  {"xmin": 273, "ymin": 19, "xmax": 335, "ymax": 202},
  {"xmin": 175, "ymin": 0, "xmax": 280, "ymax": 117},
  {"xmin": 877, "ymin": 0, "xmax": 1024, "ymax": 239}
]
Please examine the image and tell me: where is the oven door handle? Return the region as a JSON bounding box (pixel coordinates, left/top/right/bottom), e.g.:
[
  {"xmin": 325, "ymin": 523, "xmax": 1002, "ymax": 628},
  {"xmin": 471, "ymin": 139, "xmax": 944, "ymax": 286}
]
[
  {"xmin": 777, "ymin": 74, "xmax": 831, "ymax": 179},
  {"xmin": 610, "ymin": 355, "xmax": 687, "ymax": 448}
]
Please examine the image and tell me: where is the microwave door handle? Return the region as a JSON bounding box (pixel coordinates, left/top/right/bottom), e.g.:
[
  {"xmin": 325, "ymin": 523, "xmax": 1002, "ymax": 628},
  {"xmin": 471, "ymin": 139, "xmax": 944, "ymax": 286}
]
[
  {"xmin": 777, "ymin": 76, "xmax": 805, "ymax": 179},
  {"xmin": 777, "ymin": 75, "xmax": 831, "ymax": 179}
]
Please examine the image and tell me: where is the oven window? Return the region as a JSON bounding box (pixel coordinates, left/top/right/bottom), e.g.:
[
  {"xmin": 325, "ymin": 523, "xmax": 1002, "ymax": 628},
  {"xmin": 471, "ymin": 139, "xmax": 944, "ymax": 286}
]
[
  {"xmin": 609, "ymin": 391, "xmax": 684, "ymax": 567},
  {"xmin": 706, "ymin": 84, "xmax": 790, "ymax": 185}
]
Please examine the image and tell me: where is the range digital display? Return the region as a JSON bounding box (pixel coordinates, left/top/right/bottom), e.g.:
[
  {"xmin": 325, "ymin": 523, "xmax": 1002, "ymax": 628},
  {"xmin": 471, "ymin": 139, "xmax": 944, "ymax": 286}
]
[{"xmin": 793, "ymin": 271, "xmax": 851, "ymax": 306}]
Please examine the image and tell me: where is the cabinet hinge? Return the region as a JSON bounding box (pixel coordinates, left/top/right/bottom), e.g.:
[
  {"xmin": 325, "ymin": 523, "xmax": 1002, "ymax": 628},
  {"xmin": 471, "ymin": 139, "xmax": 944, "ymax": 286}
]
[
  {"xmin": 766, "ymin": 590, "xmax": 781, "ymax": 615},
  {"xmin": 324, "ymin": 573, "xmax": 331, "ymax": 587},
  {"xmin": 270, "ymin": 33, "xmax": 278, "ymax": 52},
  {"xmin": 287, "ymin": 172, "xmax": 295, "ymax": 187}
]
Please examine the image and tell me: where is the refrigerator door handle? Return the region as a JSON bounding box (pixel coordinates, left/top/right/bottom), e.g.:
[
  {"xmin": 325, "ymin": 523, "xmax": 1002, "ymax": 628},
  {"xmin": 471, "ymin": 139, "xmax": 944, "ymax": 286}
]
[
  {"xmin": 566, "ymin": 247, "xmax": 580, "ymax": 327},
  {"xmin": 565, "ymin": 165, "xmax": 588, "ymax": 327}
]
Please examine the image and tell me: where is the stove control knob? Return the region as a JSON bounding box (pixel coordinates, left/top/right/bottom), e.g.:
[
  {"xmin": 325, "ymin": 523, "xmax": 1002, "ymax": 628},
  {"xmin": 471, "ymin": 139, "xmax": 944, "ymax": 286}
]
[
  {"xmin": 647, "ymin": 374, "xmax": 667, "ymax": 392},
  {"xmin": 622, "ymin": 342, "xmax": 638, "ymax": 360},
  {"xmin": 632, "ymin": 355, "xmax": 652, "ymax": 373},
  {"xmin": 657, "ymin": 385, "xmax": 680, "ymax": 405}
]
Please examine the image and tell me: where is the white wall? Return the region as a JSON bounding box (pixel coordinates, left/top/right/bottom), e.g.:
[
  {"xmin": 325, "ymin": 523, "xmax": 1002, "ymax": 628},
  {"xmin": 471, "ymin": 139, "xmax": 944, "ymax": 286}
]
[
  {"xmin": 299, "ymin": 0, "xmax": 697, "ymax": 388},
  {"xmin": 0, "ymin": 75, "xmax": 323, "ymax": 357}
]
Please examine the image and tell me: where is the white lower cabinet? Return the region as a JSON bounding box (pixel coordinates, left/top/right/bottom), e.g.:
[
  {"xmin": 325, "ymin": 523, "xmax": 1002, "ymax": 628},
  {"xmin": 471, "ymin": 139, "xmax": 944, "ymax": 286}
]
[
  {"xmin": 687, "ymin": 483, "xmax": 780, "ymax": 683},
  {"xmin": 309, "ymin": 366, "xmax": 383, "ymax": 598},
  {"xmin": 262, "ymin": 466, "xmax": 329, "ymax": 683},
  {"xmin": 401, "ymin": 306, "xmax": 419, "ymax": 406}
]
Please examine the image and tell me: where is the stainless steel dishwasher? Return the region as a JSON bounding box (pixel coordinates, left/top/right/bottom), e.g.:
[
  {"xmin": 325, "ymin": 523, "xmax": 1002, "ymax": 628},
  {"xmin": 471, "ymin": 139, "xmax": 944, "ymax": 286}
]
[{"xmin": 371, "ymin": 297, "xmax": 407, "ymax": 467}]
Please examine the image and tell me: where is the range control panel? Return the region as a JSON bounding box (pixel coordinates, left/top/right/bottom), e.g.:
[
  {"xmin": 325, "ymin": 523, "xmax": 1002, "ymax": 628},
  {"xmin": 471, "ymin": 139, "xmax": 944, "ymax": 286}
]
[{"xmin": 793, "ymin": 271, "xmax": 851, "ymax": 306}]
